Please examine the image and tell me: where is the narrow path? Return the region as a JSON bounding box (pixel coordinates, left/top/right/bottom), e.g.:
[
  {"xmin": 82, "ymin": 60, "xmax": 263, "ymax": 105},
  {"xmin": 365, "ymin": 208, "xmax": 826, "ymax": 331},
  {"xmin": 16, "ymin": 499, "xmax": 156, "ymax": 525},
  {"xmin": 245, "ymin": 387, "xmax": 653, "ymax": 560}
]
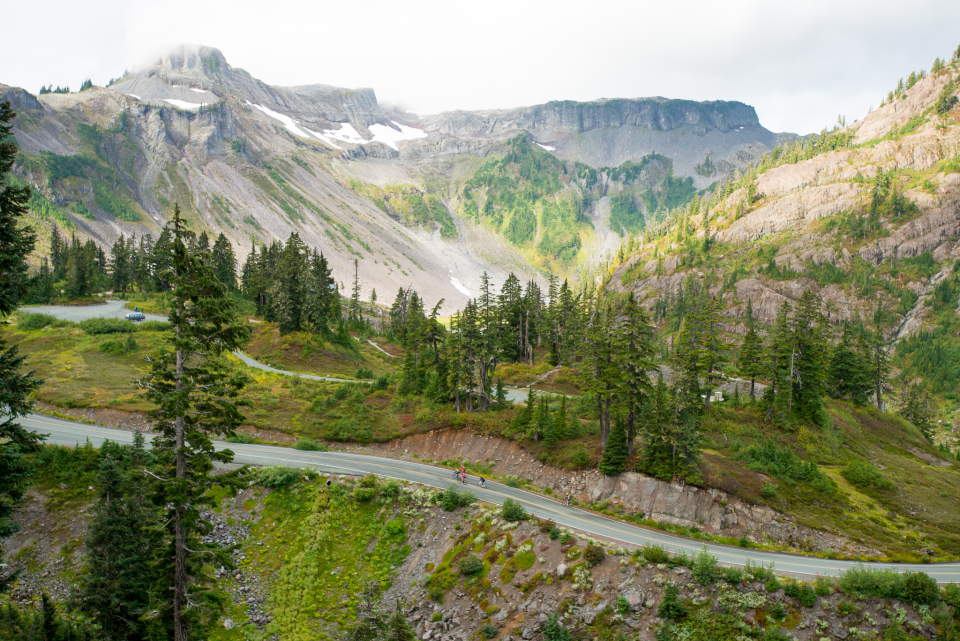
[{"xmin": 18, "ymin": 412, "xmax": 960, "ymax": 581}]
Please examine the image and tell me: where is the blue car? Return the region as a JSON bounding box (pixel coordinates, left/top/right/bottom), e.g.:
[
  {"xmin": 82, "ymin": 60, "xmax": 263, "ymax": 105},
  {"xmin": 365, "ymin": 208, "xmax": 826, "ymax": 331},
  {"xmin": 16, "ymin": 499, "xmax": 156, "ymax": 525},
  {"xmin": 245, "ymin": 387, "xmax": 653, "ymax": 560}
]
[{"xmin": 125, "ymin": 312, "xmax": 146, "ymax": 322}]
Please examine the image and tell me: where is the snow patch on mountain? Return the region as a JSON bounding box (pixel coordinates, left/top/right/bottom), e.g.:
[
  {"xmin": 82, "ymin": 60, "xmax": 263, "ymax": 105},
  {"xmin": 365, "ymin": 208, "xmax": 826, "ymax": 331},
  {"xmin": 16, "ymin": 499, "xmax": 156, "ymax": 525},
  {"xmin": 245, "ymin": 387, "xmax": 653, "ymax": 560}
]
[
  {"xmin": 535, "ymin": 142, "xmax": 556, "ymax": 151},
  {"xmin": 248, "ymin": 101, "xmax": 311, "ymax": 138},
  {"xmin": 163, "ymin": 99, "xmax": 207, "ymax": 110},
  {"xmin": 367, "ymin": 122, "xmax": 427, "ymax": 150},
  {"xmin": 450, "ymin": 277, "xmax": 471, "ymax": 297}
]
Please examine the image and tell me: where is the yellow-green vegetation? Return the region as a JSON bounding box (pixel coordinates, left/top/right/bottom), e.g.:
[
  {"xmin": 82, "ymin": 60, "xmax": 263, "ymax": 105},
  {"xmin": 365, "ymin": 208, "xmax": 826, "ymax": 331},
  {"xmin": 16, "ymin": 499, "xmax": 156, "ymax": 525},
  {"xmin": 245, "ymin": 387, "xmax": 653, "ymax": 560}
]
[
  {"xmin": 2, "ymin": 314, "xmax": 166, "ymax": 411},
  {"xmin": 241, "ymin": 477, "xmax": 412, "ymax": 640},
  {"xmin": 245, "ymin": 323, "xmax": 401, "ymax": 378},
  {"xmin": 701, "ymin": 400, "xmax": 960, "ymax": 560},
  {"xmin": 349, "ymin": 181, "xmax": 457, "ymax": 238}
]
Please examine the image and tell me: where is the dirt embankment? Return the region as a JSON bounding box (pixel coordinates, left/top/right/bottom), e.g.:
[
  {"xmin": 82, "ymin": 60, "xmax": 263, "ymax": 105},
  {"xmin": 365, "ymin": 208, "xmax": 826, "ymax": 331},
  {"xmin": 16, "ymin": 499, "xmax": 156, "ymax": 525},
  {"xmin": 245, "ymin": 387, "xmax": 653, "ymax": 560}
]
[{"xmin": 363, "ymin": 429, "xmax": 879, "ymax": 556}]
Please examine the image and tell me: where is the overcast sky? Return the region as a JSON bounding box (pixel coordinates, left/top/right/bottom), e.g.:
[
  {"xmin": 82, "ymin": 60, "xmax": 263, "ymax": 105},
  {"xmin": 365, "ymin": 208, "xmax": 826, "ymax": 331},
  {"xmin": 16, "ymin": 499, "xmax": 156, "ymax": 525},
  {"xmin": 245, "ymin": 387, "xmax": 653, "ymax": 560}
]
[{"xmin": 4, "ymin": 0, "xmax": 959, "ymax": 134}]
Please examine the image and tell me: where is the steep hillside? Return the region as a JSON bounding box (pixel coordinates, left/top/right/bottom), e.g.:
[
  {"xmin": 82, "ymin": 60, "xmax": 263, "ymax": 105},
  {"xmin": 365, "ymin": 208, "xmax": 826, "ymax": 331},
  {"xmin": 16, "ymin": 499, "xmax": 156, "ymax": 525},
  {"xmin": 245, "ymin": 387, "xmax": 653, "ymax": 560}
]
[
  {"xmin": 2, "ymin": 444, "xmax": 949, "ymax": 641},
  {"xmin": 605, "ymin": 53, "xmax": 960, "ymax": 431},
  {"xmin": 3, "ymin": 44, "xmax": 794, "ymax": 311}
]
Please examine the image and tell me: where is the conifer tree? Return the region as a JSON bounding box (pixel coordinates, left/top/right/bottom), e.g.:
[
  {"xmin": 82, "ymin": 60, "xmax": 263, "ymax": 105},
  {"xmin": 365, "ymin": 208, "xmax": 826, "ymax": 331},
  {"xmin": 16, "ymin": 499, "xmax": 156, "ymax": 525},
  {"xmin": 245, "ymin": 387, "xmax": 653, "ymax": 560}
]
[
  {"xmin": 554, "ymin": 396, "xmax": 568, "ymax": 441},
  {"xmin": 738, "ymin": 300, "xmax": 764, "ymax": 401},
  {"xmin": 211, "ymin": 232, "xmax": 237, "ymax": 291},
  {"xmin": 0, "ymin": 101, "xmax": 42, "ymax": 592},
  {"xmin": 140, "ymin": 204, "xmax": 251, "ymax": 640},
  {"xmin": 616, "ymin": 293, "xmax": 656, "ymax": 454},
  {"xmin": 598, "ymin": 417, "xmax": 628, "ymax": 476},
  {"xmin": 74, "ymin": 443, "xmax": 160, "ymax": 640},
  {"xmin": 542, "ymin": 397, "xmax": 557, "ymax": 447},
  {"xmin": 698, "ymin": 295, "xmax": 729, "ymax": 411}
]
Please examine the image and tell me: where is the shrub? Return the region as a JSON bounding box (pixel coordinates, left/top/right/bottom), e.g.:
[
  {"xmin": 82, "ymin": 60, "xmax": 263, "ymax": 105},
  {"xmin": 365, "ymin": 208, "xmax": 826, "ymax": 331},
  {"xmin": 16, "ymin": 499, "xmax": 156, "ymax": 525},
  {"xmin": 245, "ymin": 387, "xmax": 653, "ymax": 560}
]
[
  {"xmin": 480, "ymin": 623, "xmax": 498, "ymax": 639},
  {"xmin": 137, "ymin": 320, "xmax": 171, "ymax": 332},
  {"xmin": 98, "ymin": 338, "xmax": 127, "ymax": 354},
  {"xmin": 441, "ymin": 485, "xmax": 476, "ymax": 511},
  {"xmin": 798, "ymin": 584, "xmax": 817, "ymax": 607},
  {"xmin": 294, "ymin": 438, "xmax": 327, "ymax": 451},
  {"xmin": 641, "ymin": 544, "xmax": 670, "ymax": 564},
  {"xmin": 548, "ymin": 527, "xmax": 561, "ymax": 540},
  {"xmin": 225, "ymin": 433, "xmax": 256, "ymax": 444},
  {"xmin": 841, "ymin": 460, "xmax": 896, "ymax": 491},
  {"xmin": 124, "ymin": 333, "xmax": 138, "ymax": 351},
  {"xmin": 78, "ymin": 317, "xmax": 133, "ymax": 334},
  {"xmin": 542, "ymin": 612, "xmax": 572, "ymax": 641},
  {"xmin": 258, "ymin": 466, "xmax": 301, "ymax": 488},
  {"xmin": 657, "ymin": 585, "xmax": 687, "ymax": 620},
  {"xmin": 380, "ymin": 479, "xmax": 402, "ymax": 500},
  {"xmin": 769, "ymin": 602, "xmax": 786, "ymax": 621},
  {"xmin": 583, "ymin": 544, "xmax": 605, "ymax": 567},
  {"xmin": 760, "ymin": 483, "xmax": 777, "ymax": 498},
  {"xmin": 326, "ymin": 417, "xmax": 372, "ymax": 442},
  {"xmin": 723, "ymin": 566, "xmax": 744, "ymax": 583},
  {"xmin": 355, "ymin": 367, "xmax": 374, "ymax": 379},
  {"xmin": 359, "ymin": 474, "xmax": 379, "ymax": 488},
  {"xmin": 691, "ymin": 545, "xmax": 718, "ymax": 585},
  {"xmin": 765, "ymin": 575, "xmax": 781, "ymax": 592},
  {"xmin": 459, "ymin": 555, "xmax": 484, "ymax": 576},
  {"xmin": 501, "ymin": 498, "xmax": 527, "ymax": 521},
  {"xmin": 369, "ymin": 374, "xmax": 390, "ymax": 392},
  {"xmin": 354, "ymin": 486, "xmax": 377, "ymax": 501},
  {"xmin": 902, "ymin": 571, "xmax": 940, "ymax": 607},
  {"xmin": 813, "ymin": 578, "xmax": 834, "ymax": 596},
  {"xmin": 502, "ymin": 475, "xmax": 522, "ymax": 488},
  {"xmin": 17, "ymin": 312, "xmax": 64, "ymax": 330}
]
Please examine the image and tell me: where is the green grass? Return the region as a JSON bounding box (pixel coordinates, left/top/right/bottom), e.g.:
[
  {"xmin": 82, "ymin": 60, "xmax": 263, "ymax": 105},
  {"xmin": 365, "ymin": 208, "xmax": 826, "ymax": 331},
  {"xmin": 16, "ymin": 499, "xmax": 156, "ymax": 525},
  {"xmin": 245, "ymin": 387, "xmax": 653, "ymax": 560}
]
[{"xmin": 702, "ymin": 401, "xmax": 960, "ymax": 560}]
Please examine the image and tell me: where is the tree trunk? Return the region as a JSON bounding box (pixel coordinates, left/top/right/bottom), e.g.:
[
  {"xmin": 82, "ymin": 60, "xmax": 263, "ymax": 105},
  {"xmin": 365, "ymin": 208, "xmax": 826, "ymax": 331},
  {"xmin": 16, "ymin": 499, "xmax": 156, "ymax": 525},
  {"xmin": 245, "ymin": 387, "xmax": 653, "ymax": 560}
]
[
  {"xmin": 749, "ymin": 377, "xmax": 755, "ymax": 402},
  {"xmin": 525, "ymin": 315, "xmax": 532, "ymax": 366},
  {"xmin": 174, "ymin": 346, "xmax": 188, "ymax": 641}
]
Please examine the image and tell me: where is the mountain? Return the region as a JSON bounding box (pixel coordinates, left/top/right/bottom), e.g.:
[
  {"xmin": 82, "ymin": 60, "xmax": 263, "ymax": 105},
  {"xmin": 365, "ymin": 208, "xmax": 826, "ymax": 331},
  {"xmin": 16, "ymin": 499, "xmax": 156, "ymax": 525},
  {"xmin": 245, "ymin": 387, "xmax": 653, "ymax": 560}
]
[
  {"xmin": 605, "ymin": 57, "xmax": 960, "ymax": 429},
  {"xmin": 2, "ymin": 44, "xmax": 795, "ymax": 311}
]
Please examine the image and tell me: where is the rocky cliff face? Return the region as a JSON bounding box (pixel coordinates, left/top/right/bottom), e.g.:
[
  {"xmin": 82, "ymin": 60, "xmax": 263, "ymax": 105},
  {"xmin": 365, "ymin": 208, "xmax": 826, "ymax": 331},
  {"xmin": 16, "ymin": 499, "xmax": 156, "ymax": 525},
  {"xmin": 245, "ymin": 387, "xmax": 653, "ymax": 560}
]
[{"xmin": 364, "ymin": 429, "xmax": 878, "ymax": 556}]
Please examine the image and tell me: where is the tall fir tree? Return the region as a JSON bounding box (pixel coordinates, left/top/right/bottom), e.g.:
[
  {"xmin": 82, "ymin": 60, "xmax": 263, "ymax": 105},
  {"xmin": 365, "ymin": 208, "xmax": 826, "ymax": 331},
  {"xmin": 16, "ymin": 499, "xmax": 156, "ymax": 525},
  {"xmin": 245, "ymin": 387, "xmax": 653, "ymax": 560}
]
[
  {"xmin": 140, "ymin": 204, "xmax": 251, "ymax": 640},
  {"xmin": 738, "ymin": 300, "xmax": 764, "ymax": 401},
  {"xmin": 0, "ymin": 101, "xmax": 42, "ymax": 592},
  {"xmin": 598, "ymin": 416, "xmax": 628, "ymax": 476}
]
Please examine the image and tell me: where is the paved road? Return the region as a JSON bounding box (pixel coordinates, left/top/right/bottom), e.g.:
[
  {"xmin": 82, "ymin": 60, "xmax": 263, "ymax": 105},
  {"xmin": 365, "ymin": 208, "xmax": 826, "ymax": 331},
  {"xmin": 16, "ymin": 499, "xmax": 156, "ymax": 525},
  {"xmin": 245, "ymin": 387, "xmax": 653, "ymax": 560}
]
[
  {"xmin": 18, "ymin": 412, "xmax": 960, "ymax": 582},
  {"xmin": 22, "ymin": 300, "xmax": 167, "ymax": 323}
]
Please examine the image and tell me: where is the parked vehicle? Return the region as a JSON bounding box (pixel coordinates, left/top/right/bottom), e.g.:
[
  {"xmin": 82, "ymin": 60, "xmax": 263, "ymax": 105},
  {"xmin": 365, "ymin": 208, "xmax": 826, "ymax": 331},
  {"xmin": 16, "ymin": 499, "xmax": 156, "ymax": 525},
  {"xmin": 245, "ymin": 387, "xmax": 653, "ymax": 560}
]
[{"xmin": 125, "ymin": 312, "xmax": 145, "ymax": 322}]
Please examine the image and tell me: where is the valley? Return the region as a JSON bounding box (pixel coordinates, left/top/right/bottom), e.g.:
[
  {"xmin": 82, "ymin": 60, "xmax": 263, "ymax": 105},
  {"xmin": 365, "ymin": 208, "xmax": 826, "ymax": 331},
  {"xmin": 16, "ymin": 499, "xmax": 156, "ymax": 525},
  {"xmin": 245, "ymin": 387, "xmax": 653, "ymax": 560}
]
[{"xmin": 2, "ymin": 37, "xmax": 960, "ymax": 641}]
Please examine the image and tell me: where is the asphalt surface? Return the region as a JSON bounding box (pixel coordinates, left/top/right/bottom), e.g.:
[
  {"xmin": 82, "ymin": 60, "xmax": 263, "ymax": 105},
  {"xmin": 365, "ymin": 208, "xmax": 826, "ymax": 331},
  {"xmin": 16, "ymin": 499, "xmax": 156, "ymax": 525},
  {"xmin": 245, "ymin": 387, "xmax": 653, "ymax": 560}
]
[
  {"xmin": 18, "ymin": 412, "xmax": 960, "ymax": 582},
  {"xmin": 23, "ymin": 299, "xmax": 167, "ymax": 323}
]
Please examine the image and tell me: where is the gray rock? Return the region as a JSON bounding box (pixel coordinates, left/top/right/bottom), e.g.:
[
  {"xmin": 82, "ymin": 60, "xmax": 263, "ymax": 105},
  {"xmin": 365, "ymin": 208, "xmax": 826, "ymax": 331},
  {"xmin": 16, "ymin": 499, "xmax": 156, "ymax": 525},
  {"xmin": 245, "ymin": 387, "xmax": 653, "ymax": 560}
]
[
  {"xmin": 521, "ymin": 629, "xmax": 534, "ymax": 640},
  {"xmin": 223, "ymin": 619, "xmax": 235, "ymax": 630}
]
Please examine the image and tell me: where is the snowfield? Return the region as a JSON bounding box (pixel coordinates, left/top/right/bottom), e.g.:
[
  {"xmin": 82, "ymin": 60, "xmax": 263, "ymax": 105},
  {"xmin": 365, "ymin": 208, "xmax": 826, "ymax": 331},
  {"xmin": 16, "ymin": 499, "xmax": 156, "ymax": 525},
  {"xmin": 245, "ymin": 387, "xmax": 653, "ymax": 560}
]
[{"xmin": 535, "ymin": 142, "xmax": 556, "ymax": 151}]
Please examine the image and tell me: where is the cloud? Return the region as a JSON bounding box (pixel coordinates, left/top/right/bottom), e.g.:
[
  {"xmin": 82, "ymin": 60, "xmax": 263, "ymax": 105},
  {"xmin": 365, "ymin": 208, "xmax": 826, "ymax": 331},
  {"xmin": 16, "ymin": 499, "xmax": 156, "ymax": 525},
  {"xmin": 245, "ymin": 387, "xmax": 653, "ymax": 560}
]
[{"xmin": 4, "ymin": 0, "xmax": 959, "ymax": 134}]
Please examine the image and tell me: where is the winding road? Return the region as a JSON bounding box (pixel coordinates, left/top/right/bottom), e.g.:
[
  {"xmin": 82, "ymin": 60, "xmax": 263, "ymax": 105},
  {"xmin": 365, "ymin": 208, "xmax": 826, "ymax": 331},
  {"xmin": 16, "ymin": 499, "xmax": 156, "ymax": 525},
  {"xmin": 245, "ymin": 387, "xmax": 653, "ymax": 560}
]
[{"xmin": 14, "ymin": 302, "xmax": 960, "ymax": 580}]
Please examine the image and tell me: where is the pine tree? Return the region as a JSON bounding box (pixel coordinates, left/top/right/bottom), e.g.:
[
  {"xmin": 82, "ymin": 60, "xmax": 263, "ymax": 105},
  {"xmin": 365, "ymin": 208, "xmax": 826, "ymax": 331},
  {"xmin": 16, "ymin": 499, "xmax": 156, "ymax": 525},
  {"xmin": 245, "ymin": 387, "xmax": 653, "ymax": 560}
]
[
  {"xmin": 738, "ymin": 300, "xmax": 764, "ymax": 401},
  {"xmin": 598, "ymin": 416, "xmax": 628, "ymax": 476},
  {"xmin": 828, "ymin": 323, "xmax": 872, "ymax": 404},
  {"xmin": 140, "ymin": 204, "xmax": 251, "ymax": 640},
  {"xmin": 871, "ymin": 304, "xmax": 891, "ymax": 411},
  {"xmin": 542, "ymin": 398, "xmax": 557, "ymax": 447},
  {"xmin": 273, "ymin": 233, "xmax": 307, "ymax": 334},
  {"xmin": 698, "ymin": 295, "xmax": 728, "ymax": 411},
  {"xmin": 0, "ymin": 101, "xmax": 42, "ymax": 593}
]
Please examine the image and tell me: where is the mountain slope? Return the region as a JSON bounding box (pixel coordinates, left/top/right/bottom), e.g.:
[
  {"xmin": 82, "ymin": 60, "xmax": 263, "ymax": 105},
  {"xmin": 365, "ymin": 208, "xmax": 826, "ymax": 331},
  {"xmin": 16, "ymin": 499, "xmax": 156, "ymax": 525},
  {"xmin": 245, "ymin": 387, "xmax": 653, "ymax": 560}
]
[{"xmin": 3, "ymin": 44, "xmax": 794, "ymax": 310}]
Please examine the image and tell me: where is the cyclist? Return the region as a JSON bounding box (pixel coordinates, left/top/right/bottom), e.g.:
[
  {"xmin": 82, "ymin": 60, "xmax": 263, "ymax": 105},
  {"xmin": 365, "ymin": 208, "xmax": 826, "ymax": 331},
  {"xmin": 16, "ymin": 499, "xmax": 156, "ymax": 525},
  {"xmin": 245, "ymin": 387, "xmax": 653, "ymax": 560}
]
[
  {"xmin": 479, "ymin": 477, "xmax": 486, "ymax": 488},
  {"xmin": 564, "ymin": 493, "xmax": 571, "ymax": 507}
]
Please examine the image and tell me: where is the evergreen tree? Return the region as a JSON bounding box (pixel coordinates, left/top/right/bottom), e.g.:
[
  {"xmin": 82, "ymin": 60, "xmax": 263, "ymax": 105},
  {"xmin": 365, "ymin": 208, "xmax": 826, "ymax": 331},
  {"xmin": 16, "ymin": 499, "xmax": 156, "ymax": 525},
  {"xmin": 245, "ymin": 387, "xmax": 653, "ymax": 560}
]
[
  {"xmin": 383, "ymin": 599, "xmax": 416, "ymax": 641},
  {"xmin": 0, "ymin": 101, "xmax": 42, "ymax": 592},
  {"xmin": 598, "ymin": 416, "xmax": 628, "ymax": 476},
  {"xmin": 554, "ymin": 396, "xmax": 568, "ymax": 441},
  {"xmin": 140, "ymin": 204, "xmax": 251, "ymax": 640},
  {"xmin": 74, "ymin": 444, "xmax": 160, "ymax": 640},
  {"xmin": 871, "ymin": 304, "xmax": 891, "ymax": 411},
  {"xmin": 828, "ymin": 323, "xmax": 872, "ymax": 405},
  {"xmin": 616, "ymin": 293, "xmax": 655, "ymax": 455},
  {"xmin": 738, "ymin": 300, "xmax": 764, "ymax": 401},
  {"xmin": 541, "ymin": 397, "xmax": 557, "ymax": 447},
  {"xmin": 273, "ymin": 233, "xmax": 307, "ymax": 334},
  {"xmin": 698, "ymin": 295, "xmax": 729, "ymax": 411},
  {"xmin": 210, "ymin": 232, "xmax": 237, "ymax": 291}
]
